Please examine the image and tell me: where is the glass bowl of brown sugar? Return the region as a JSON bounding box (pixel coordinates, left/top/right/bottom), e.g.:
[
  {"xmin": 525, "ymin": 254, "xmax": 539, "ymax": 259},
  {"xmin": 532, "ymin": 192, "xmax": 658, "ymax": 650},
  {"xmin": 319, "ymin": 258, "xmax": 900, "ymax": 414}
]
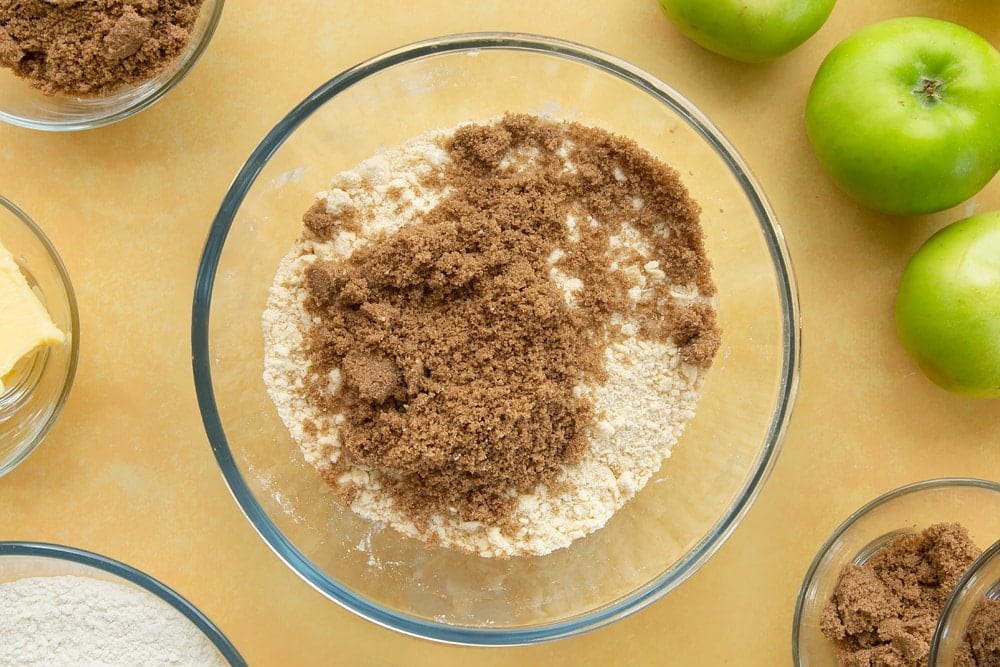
[
  {"xmin": 793, "ymin": 478, "xmax": 1000, "ymax": 667},
  {"xmin": 930, "ymin": 536, "xmax": 1000, "ymax": 666},
  {"xmin": 0, "ymin": 0, "xmax": 224, "ymax": 131},
  {"xmin": 193, "ymin": 32, "xmax": 800, "ymax": 645}
]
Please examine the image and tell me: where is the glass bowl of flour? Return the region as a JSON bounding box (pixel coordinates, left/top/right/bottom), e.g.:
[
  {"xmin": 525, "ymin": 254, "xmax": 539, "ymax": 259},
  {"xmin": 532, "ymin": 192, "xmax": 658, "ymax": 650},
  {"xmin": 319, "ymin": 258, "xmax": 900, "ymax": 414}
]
[
  {"xmin": 0, "ymin": 542, "xmax": 245, "ymax": 665},
  {"xmin": 0, "ymin": 0, "xmax": 224, "ymax": 131},
  {"xmin": 193, "ymin": 33, "xmax": 800, "ymax": 645}
]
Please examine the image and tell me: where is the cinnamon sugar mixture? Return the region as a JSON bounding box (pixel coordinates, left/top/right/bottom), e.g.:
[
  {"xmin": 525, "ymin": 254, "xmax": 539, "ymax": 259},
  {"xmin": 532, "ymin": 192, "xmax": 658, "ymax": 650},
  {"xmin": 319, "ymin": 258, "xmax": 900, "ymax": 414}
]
[
  {"xmin": 263, "ymin": 114, "xmax": 720, "ymax": 557},
  {"xmin": 0, "ymin": 0, "xmax": 206, "ymax": 96}
]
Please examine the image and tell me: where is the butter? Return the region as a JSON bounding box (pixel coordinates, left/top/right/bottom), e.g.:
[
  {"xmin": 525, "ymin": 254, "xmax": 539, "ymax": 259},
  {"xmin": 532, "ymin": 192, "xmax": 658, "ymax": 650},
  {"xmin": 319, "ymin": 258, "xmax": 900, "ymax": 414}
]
[{"xmin": 0, "ymin": 238, "xmax": 64, "ymax": 393}]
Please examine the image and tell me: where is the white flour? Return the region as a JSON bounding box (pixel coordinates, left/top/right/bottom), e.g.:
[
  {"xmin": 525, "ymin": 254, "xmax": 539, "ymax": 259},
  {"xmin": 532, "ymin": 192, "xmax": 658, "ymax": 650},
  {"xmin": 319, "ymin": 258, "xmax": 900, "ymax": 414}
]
[
  {"xmin": 0, "ymin": 575, "xmax": 227, "ymax": 666},
  {"xmin": 263, "ymin": 118, "xmax": 713, "ymax": 558}
]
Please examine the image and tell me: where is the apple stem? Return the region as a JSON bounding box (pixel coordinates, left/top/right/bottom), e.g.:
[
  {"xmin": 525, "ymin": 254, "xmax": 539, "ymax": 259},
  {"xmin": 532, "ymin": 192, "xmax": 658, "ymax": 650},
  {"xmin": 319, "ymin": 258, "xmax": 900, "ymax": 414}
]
[{"xmin": 914, "ymin": 77, "xmax": 944, "ymax": 107}]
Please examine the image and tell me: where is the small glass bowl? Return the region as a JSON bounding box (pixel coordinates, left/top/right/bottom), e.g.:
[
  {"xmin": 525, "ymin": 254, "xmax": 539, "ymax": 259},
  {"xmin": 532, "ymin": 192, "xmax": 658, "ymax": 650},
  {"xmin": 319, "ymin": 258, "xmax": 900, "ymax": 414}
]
[
  {"xmin": 0, "ymin": 195, "xmax": 79, "ymax": 478},
  {"xmin": 193, "ymin": 32, "xmax": 800, "ymax": 645},
  {"xmin": 793, "ymin": 478, "xmax": 1000, "ymax": 666},
  {"xmin": 0, "ymin": 0, "xmax": 224, "ymax": 131},
  {"xmin": 0, "ymin": 542, "xmax": 246, "ymax": 665},
  {"xmin": 930, "ymin": 537, "xmax": 1000, "ymax": 665}
]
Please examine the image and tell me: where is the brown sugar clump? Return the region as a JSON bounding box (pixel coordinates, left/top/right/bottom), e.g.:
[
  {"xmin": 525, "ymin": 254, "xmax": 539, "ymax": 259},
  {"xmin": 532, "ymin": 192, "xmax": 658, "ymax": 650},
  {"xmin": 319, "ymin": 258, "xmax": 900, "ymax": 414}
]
[
  {"xmin": 0, "ymin": 27, "xmax": 24, "ymax": 68},
  {"xmin": 0, "ymin": 0, "xmax": 206, "ymax": 96},
  {"xmin": 821, "ymin": 523, "xmax": 982, "ymax": 667},
  {"xmin": 104, "ymin": 8, "xmax": 151, "ymax": 62},
  {"xmin": 302, "ymin": 197, "xmax": 359, "ymax": 241},
  {"xmin": 954, "ymin": 598, "xmax": 1000, "ymax": 667},
  {"xmin": 340, "ymin": 351, "xmax": 405, "ymax": 405},
  {"xmin": 671, "ymin": 302, "xmax": 721, "ymax": 367},
  {"xmin": 301, "ymin": 113, "xmax": 720, "ymax": 530}
]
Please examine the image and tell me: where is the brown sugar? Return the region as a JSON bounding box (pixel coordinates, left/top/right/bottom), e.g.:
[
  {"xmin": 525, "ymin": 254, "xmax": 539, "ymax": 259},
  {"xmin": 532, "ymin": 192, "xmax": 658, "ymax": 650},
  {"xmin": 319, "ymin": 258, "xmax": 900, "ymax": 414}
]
[
  {"xmin": 0, "ymin": 0, "xmax": 206, "ymax": 96},
  {"xmin": 821, "ymin": 523, "xmax": 983, "ymax": 667},
  {"xmin": 955, "ymin": 598, "xmax": 1000, "ymax": 667},
  {"xmin": 300, "ymin": 114, "xmax": 720, "ymax": 531}
]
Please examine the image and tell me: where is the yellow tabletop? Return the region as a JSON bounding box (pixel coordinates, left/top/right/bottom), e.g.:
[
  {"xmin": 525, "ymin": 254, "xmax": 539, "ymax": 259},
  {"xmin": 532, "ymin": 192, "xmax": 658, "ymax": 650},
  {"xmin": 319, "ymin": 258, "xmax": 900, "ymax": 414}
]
[{"xmin": 2, "ymin": 1, "xmax": 999, "ymax": 664}]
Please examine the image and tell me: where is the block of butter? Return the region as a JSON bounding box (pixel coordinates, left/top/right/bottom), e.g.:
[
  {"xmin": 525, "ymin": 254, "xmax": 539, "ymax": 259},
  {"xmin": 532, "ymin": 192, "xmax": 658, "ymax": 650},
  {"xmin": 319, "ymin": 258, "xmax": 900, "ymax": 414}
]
[{"xmin": 0, "ymin": 238, "xmax": 64, "ymax": 393}]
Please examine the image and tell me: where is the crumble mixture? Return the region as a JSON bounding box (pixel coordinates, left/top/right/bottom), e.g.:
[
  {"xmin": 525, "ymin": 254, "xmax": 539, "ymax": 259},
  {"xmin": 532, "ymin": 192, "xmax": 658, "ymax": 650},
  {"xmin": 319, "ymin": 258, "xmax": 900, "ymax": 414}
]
[
  {"xmin": 0, "ymin": 0, "xmax": 206, "ymax": 96},
  {"xmin": 263, "ymin": 113, "xmax": 720, "ymax": 557},
  {"xmin": 821, "ymin": 522, "xmax": 983, "ymax": 667}
]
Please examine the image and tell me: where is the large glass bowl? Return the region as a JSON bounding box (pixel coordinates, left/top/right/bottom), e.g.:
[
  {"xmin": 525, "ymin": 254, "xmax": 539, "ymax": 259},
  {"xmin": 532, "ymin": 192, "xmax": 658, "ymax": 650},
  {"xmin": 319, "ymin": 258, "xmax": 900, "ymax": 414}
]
[
  {"xmin": 0, "ymin": 0, "xmax": 224, "ymax": 131},
  {"xmin": 192, "ymin": 33, "xmax": 800, "ymax": 645},
  {"xmin": 0, "ymin": 195, "xmax": 78, "ymax": 478},
  {"xmin": 0, "ymin": 542, "xmax": 245, "ymax": 665}
]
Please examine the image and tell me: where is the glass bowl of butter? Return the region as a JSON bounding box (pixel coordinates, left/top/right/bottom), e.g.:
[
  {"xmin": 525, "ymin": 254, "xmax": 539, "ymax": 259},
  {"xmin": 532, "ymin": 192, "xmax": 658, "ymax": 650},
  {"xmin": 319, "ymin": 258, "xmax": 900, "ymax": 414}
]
[{"xmin": 0, "ymin": 195, "xmax": 79, "ymax": 477}]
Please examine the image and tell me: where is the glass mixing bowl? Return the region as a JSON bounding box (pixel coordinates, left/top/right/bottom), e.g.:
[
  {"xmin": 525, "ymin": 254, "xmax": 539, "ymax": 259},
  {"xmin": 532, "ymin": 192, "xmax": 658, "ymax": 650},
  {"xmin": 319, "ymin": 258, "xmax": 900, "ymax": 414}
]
[
  {"xmin": 0, "ymin": 542, "xmax": 246, "ymax": 665},
  {"xmin": 193, "ymin": 32, "xmax": 800, "ymax": 645},
  {"xmin": 0, "ymin": 195, "xmax": 78, "ymax": 478},
  {"xmin": 0, "ymin": 0, "xmax": 224, "ymax": 131},
  {"xmin": 793, "ymin": 478, "xmax": 1000, "ymax": 666}
]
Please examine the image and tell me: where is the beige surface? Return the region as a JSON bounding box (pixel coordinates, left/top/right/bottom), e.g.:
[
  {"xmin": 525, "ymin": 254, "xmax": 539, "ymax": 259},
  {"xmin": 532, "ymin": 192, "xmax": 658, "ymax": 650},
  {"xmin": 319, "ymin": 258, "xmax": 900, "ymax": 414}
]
[{"xmin": 1, "ymin": 1, "xmax": 999, "ymax": 664}]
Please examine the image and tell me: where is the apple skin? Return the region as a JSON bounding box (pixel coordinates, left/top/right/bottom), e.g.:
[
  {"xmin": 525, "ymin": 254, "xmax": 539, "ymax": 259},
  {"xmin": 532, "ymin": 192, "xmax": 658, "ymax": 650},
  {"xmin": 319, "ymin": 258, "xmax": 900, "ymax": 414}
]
[
  {"xmin": 656, "ymin": 0, "xmax": 836, "ymax": 63},
  {"xmin": 805, "ymin": 17, "xmax": 1000, "ymax": 216},
  {"xmin": 895, "ymin": 211, "xmax": 1000, "ymax": 398}
]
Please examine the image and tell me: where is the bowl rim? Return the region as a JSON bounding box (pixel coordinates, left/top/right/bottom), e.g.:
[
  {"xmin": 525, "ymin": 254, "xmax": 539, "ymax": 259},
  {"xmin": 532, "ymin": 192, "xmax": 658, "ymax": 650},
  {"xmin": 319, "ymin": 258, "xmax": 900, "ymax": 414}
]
[
  {"xmin": 791, "ymin": 476, "xmax": 1000, "ymax": 664},
  {"xmin": 192, "ymin": 31, "xmax": 801, "ymax": 646},
  {"xmin": 0, "ymin": 541, "xmax": 247, "ymax": 665},
  {"xmin": 0, "ymin": 0, "xmax": 225, "ymax": 132},
  {"xmin": 0, "ymin": 194, "xmax": 80, "ymax": 477}
]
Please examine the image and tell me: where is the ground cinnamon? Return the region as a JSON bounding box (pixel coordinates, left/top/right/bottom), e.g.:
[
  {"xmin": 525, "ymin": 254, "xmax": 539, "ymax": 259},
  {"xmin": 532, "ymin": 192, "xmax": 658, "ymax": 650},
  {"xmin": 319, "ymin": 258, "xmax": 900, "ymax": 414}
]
[
  {"xmin": 821, "ymin": 523, "xmax": 982, "ymax": 667},
  {"xmin": 301, "ymin": 114, "xmax": 720, "ymax": 529},
  {"xmin": 0, "ymin": 0, "xmax": 206, "ymax": 96}
]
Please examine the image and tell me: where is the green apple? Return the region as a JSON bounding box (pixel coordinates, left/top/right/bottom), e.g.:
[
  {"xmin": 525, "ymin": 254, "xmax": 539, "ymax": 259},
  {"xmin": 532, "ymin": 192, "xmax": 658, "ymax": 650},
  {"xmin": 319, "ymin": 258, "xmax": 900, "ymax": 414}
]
[
  {"xmin": 805, "ymin": 17, "xmax": 1000, "ymax": 216},
  {"xmin": 895, "ymin": 211, "xmax": 1000, "ymax": 398},
  {"xmin": 656, "ymin": 0, "xmax": 836, "ymax": 63}
]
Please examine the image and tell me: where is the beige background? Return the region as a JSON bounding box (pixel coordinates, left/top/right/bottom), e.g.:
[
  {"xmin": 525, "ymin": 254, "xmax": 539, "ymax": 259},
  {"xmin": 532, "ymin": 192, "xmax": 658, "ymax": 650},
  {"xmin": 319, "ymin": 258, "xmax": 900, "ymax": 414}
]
[{"xmin": 2, "ymin": 1, "xmax": 999, "ymax": 664}]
